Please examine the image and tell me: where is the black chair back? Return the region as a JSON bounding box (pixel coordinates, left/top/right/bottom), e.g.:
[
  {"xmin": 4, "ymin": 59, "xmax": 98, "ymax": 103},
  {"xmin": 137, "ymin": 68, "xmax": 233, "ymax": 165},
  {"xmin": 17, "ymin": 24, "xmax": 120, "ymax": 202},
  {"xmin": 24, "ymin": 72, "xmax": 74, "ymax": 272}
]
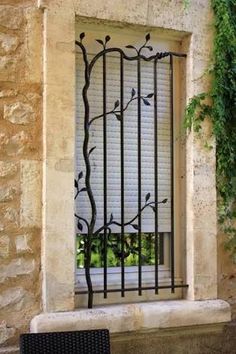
[{"xmin": 20, "ymin": 329, "xmax": 111, "ymax": 354}]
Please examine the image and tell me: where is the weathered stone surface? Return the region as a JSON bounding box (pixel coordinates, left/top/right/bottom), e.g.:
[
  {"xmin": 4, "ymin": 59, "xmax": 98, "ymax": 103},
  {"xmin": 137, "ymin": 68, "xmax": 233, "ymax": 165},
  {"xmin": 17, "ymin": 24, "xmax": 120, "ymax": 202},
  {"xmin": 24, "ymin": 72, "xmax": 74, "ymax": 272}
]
[
  {"xmin": 0, "ymin": 258, "xmax": 35, "ymax": 283},
  {"xmin": 0, "ymin": 186, "xmax": 17, "ymax": 202},
  {"xmin": 20, "ymin": 160, "xmax": 41, "ymax": 228},
  {"xmin": 25, "ymin": 7, "xmax": 42, "ymax": 84},
  {"xmin": 0, "ymin": 162, "xmax": 17, "ymax": 178},
  {"xmin": 0, "ymin": 56, "xmax": 16, "ymax": 81},
  {"xmin": 15, "ymin": 234, "xmax": 32, "ymax": 254},
  {"xmin": 0, "ymin": 321, "xmax": 15, "ymax": 345},
  {"xmin": 3, "ymin": 207, "xmax": 18, "ymax": 226},
  {"xmin": 0, "ymin": 133, "xmax": 9, "ymax": 147},
  {"xmin": 0, "ymin": 89, "xmax": 18, "ymax": 98},
  {"xmin": 0, "ymin": 6, "xmax": 23, "ymax": 29},
  {"xmin": 0, "ymin": 347, "xmax": 19, "ymax": 354},
  {"xmin": 6, "ymin": 131, "xmax": 31, "ymax": 157},
  {"xmin": 4, "ymin": 102, "xmax": 35, "ymax": 125},
  {"xmin": 0, "ymin": 287, "xmax": 33, "ymax": 312},
  {"xmin": 31, "ymin": 300, "xmax": 231, "ymax": 334},
  {"xmin": 0, "ymin": 33, "xmax": 19, "ymax": 53},
  {"xmin": 0, "ymin": 235, "xmax": 10, "ymax": 258}
]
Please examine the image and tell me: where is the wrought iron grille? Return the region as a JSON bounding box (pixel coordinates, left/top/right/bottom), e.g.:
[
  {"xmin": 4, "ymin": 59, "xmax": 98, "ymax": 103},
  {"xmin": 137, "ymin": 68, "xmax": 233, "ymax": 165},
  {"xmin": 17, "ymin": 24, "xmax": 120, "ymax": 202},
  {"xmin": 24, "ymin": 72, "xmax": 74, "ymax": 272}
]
[{"xmin": 75, "ymin": 33, "xmax": 188, "ymax": 308}]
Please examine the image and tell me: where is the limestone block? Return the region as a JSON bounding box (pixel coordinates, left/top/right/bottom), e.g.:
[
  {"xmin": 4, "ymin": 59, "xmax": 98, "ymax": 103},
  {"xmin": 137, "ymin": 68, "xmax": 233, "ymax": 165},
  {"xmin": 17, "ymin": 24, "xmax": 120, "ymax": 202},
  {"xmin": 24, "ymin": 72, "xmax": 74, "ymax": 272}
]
[
  {"xmin": 0, "ymin": 258, "xmax": 35, "ymax": 283},
  {"xmin": 0, "ymin": 133, "xmax": 9, "ymax": 147},
  {"xmin": 0, "ymin": 287, "xmax": 33, "ymax": 312},
  {"xmin": 3, "ymin": 207, "xmax": 19, "ymax": 227},
  {"xmin": 4, "ymin": 102, "xmax": 35, "ymax": 125},
  {"xmin": 0, "ymin": 56, "xmax": 16, "ymax": 82},
  {"xmin": 74, "ymin": 0, "xmax": 148, "ymax": 25},
  {"xmin": 30, "ymin": 300, "xmax": 231, "ymax": 334},
  {"xmin": 0, "ymin": 89, "xmax": 18, "ymax": 98},
  {"xmin": 0, "ymin": 347, "xmax": 19, "ymax": 354},
  {"xmin": 0, "ymin": 162, "xmax": 17, "ymax": 178},
  {"xmin": 24, "ymin": 7, "xmax": 43, "ymax": 83},
  {"xmin": 20, "ymin": 160, "xmax": 41, "ymax": 228},
  {"xmin": 6, "ymin": 131, "xmax": 31, "ymax": 157},
  {"xmin": 15, "ymin": 234, "xmax": 32, "ymax": 254},
  {"xmin": 0, "ymin": 33, "xmax": 19, "ymax": 53},
  {"xmin": 0, "ymin": 6, "xmax": 23, "ymax": 29},
  {"xmin": 0, "ymin": 235, "xmax": 10, "ymax": 258},
  {"xmin": 0, "ymin": 321, "xmax": 15, "ymax": 345},
  {"xmin": 0, "ymin": 186, "xmax": 17, "ymax": 202}
]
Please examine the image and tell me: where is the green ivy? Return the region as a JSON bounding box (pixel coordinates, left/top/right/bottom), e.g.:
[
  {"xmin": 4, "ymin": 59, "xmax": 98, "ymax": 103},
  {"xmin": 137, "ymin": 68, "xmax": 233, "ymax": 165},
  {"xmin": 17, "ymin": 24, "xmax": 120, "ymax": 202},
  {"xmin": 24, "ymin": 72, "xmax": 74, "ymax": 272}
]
[{"xmin": 184, "ymin": 0, "xmax": 236, "ymax": 259}]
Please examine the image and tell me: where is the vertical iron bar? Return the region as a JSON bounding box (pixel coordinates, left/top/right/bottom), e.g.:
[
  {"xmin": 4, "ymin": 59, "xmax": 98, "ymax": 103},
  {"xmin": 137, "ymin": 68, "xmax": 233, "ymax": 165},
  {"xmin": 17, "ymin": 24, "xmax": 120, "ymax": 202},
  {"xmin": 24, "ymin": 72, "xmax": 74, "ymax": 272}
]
[
  {"xmin": 120, "ymin": 53, "xmax": 125, "ymax": 297},
  {"xmin": 159, "ymin": 232, "xmax": 164, "ymax": 265},
  {"xmin": 137, "ymin": 57, "xmax": 142, "ymax": 296},
  {"xmin": 103, "ymin": 53, "xmax": 108, "ymax": 298},
  {"xmin": 170, "ymin": 54, "xmax": 175, "ymax": 293},
  {"xmin": 154, "ymin": 59, "xmax": 159, "ymax": 294}
]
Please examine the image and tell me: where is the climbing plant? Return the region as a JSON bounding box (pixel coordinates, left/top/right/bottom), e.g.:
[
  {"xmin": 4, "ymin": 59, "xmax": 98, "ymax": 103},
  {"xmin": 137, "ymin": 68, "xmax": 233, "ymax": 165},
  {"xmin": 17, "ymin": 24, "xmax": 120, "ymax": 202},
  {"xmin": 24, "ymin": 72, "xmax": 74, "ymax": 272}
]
[{"xmin": 184, "ymin": 0, "xmax": 236, "ymax": 259}]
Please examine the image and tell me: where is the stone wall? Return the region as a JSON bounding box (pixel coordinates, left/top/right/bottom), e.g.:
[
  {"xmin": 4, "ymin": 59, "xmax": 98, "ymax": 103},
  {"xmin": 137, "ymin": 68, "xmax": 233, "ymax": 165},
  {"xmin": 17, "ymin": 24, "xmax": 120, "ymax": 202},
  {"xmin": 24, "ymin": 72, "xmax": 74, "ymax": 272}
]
[
  {"xmin": 218, "ymin": 233, "xmax": 236, "ymax": 319},
  {"xmin": 0, "ymin": 1, "xmax": 235, "ymax": 353},
  {"xmin": 0, "ymin": 2, "xmax": 42, "ymax": 353}
]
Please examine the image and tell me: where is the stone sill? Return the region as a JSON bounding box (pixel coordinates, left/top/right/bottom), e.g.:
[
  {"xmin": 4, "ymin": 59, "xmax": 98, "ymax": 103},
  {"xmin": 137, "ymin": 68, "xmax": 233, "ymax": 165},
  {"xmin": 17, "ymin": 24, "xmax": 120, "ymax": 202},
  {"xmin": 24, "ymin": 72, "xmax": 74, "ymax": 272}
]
[{"xmin": 31, "ymin": 300, "xmax": 231, "ymax": 334}]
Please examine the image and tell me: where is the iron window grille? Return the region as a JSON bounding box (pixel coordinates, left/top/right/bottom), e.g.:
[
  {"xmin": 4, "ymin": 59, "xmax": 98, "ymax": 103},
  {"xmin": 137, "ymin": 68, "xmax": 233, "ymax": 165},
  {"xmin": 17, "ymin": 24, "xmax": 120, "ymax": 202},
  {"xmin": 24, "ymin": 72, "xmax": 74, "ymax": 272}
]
[{"xmin": 75, "ymin": 32, "xmax": 188, "ymax": 308}]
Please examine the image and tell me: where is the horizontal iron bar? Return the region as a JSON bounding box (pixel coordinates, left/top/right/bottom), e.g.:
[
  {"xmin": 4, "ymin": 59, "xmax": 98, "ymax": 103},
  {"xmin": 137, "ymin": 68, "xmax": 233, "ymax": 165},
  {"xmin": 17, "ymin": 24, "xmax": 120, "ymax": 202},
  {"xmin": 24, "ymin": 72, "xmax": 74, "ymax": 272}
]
[{"xmin": 75, "ymin": 284, "xmax": 189, "ymax": 295}]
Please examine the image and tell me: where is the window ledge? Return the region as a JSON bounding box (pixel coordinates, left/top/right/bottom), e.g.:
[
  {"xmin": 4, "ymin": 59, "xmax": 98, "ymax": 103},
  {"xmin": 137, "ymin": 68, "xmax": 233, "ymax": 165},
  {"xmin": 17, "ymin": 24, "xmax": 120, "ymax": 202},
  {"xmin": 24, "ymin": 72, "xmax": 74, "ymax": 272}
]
[{"xmin": 31, "ymin": 300, "xmax": 231, "ymax": 334}]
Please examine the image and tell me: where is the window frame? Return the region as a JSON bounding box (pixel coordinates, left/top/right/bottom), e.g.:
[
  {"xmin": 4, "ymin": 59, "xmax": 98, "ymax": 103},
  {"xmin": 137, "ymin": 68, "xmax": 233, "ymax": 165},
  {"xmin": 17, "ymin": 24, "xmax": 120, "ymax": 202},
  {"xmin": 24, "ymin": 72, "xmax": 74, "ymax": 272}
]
[{"xmin": 40, "ymin": 0, "xmax": 218, "ymax": 313}]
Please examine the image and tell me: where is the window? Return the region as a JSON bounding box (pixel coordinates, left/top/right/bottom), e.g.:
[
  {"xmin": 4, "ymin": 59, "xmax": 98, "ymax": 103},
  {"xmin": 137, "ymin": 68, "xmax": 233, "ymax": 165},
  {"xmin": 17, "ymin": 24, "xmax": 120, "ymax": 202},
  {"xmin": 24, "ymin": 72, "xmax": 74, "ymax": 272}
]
[{"xmin": 75, "ymin": 23, "xmax": 187, "ymax": 308}]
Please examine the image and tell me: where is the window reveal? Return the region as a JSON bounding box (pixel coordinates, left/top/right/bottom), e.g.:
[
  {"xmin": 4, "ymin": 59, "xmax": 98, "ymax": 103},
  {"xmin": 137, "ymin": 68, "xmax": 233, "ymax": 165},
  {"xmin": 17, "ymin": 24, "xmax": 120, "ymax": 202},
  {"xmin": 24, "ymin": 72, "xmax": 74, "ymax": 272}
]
[{"xmin": 75, "ymin": 32, "xmax": 188, "ymax": 308}]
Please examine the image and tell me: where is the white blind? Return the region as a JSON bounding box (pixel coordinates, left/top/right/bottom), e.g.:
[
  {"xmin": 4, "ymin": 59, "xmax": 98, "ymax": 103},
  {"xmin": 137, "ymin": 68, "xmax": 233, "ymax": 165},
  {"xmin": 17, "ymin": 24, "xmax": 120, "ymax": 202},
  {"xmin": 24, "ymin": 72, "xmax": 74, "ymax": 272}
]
[{"xmin": 76, "ymin": 35, "xmax": 173, "ymax": 233}]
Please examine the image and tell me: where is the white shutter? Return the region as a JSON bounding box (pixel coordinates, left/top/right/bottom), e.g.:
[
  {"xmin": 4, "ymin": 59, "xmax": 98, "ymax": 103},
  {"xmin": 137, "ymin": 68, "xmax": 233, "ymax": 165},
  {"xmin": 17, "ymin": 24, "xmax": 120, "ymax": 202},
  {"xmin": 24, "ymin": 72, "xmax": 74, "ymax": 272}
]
[{"xmin": 76, "ymin": 30, "xmax": 174, "ymax": 233}]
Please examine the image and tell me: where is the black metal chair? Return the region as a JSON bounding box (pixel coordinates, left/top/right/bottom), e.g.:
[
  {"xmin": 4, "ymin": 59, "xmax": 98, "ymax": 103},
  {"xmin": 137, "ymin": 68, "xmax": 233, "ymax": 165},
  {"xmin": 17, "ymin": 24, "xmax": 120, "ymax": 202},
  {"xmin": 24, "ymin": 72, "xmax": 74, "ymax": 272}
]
[{"xmin": 20, "ymin": 329, "xmax": 111, "ymax": 354}]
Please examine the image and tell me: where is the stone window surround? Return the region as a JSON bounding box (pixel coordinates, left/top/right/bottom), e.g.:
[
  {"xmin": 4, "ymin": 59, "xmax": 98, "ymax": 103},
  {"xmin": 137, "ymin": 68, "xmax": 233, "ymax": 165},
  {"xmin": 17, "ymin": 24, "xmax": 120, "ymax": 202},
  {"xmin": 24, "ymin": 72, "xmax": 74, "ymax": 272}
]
[{"xmin": 33, "ymin": 0, "xmax": 231, "ymax": 334}]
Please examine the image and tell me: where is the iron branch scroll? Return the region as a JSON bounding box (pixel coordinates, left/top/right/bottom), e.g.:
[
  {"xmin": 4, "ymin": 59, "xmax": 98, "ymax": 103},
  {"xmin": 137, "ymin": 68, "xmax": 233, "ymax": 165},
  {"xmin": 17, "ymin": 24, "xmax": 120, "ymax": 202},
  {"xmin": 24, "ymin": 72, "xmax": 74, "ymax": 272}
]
[{"xmin": 75, "ymin": 33, "xmax": 172, "ymax": 308}]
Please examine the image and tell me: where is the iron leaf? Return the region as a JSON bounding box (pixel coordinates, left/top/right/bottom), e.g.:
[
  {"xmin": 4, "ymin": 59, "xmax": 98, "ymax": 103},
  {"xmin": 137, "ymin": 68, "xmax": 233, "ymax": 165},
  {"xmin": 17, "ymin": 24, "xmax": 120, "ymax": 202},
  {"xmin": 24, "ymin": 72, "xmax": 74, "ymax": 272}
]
[
  {"xmin": 77, "ymin": 221, "xmax": 83, "ymax": 232},
  {"xmin": 146, "ymin": 33, "xmax": 151, "ymax": 42},
  {"xmin": 162, "ymin": 198, "xmax": 168, "ymax": 204},
  {"xmin": 126, "ymin": 45, "xmax": 136, "ymax": 50},
  {"xmin": 114, "ymin": 100, "xmax": 120, "ymax": 108},
  {"xmin": 132, "ymin": 224, "xmax": 139, "ymax": 230},
  {"xmin": 115, "ymin": 114, "xmax": 121, "ymax": 121},
  {"xmin": 151, "ymin": 205, "xmax": 157, "ymax": 213},
  {"xmin": 105, "ymin": 35, "xmax": 111, "ymax": 43},
  {"xmin": 74, "ymin": 179, "xmax": 78, "ymax": 189},
  {"xmin": 96, "ymin": 39, "xmax": 104, "ymax": 46},
  {"xmin": 142, "ymin": 98, "xmax": 151, "ymax": 106},
  {"xmin": 89, "ymin": 146, "xmax": 96, "ymax": 155},
  {"xmin": 78, "ymin": 171, "xmax": 83, "ymax": 180},
  {"xmin": 146, "ymin": 93, "xmax": 154, "ymax": 98},
  {"xmin": 80, "ymin": 32, "xmax": 85, "ymax": 40},
  {"xmin": 80, "ymin": 187, "xmax": 87, "ymax": 193},
  {"xmin": 131, "ymin": 88, "xmax": 136, "ymax": 97},
  {"xmin": 145, "ymin": 192, "xmax": 151, "ymax": 202}
]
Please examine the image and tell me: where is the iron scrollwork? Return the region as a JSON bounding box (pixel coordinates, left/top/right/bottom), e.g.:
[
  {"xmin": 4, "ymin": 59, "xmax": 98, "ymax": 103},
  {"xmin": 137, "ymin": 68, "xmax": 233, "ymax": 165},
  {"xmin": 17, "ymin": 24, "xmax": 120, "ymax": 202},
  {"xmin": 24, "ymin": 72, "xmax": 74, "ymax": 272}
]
[{"xmin": 74, "ymin": 33, "xmax": 182, "ymax": 308}]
